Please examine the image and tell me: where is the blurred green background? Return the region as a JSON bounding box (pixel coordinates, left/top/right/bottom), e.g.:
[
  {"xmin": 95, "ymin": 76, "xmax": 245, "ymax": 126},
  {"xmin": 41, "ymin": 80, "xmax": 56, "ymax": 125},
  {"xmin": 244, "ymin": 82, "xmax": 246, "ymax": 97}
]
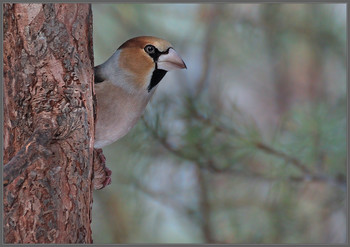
[{"xmin": 91, "ymin": 3, "xmax": 347, "ymax": 244}]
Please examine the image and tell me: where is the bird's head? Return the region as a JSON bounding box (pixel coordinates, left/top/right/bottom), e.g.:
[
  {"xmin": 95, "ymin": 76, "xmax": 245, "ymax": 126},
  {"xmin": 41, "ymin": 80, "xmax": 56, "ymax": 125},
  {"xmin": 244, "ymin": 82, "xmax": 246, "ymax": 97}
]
[{"xmin": 116, "ymin": 36, "xmax": 187, "ymax": 92}]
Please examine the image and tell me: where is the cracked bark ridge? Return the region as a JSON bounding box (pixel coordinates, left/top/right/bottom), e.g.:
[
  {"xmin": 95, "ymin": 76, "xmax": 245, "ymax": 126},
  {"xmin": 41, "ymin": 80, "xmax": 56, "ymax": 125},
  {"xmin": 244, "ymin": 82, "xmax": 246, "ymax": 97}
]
[
  {"xmin": 3, "ymin": 113, "xmax": 56, "ymax": 187},
  {"xmin": 3, "ymin": 4, "xmax": 95, "ymax": 243}
]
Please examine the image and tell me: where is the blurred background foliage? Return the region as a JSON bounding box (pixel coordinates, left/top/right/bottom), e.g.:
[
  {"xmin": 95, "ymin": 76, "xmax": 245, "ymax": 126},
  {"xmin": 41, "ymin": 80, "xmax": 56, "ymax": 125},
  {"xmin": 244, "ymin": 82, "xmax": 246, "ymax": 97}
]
[{"xmin": 91, "ymin": 3, "xmax": 346, "ymax": 244}]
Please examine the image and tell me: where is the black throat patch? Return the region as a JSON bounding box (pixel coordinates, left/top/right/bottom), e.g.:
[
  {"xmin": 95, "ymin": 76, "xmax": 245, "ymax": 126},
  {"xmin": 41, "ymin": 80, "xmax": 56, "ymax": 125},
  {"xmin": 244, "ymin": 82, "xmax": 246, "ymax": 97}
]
[
  {"xmin": 146, "ymin": 46, "xmax": 171, "ymax": 92},
  {"xmin": 148, "ymin": 69, "xmax": 167, "ymax": 92}
]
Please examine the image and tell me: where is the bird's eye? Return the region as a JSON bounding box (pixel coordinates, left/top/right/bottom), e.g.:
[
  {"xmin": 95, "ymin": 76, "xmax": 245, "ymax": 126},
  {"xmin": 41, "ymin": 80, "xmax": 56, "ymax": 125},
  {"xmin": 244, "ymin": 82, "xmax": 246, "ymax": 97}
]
[{"xmin": 144, "ymin": 45, "xmax": 155, "ymax": 54}]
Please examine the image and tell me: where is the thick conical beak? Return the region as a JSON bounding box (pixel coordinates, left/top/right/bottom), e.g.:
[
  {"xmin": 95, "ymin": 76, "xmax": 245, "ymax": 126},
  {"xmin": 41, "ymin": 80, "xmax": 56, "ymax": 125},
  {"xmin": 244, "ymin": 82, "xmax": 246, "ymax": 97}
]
[{"xmin": 157, "ymin": 48, "xmax": 187, "ymax": 71}]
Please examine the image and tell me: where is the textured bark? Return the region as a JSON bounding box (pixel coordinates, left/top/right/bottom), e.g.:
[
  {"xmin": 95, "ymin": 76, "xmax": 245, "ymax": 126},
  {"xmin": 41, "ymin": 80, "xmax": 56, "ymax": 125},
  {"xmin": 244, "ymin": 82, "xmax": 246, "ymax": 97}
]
[{"xmin": 3, "ymin": 3, "xmax": 94, "ymax": 243}]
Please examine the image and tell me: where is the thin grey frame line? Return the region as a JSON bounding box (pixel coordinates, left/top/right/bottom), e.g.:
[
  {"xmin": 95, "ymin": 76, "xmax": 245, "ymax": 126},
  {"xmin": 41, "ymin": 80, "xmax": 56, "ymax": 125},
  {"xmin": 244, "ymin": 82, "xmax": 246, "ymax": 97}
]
[
  {"xmin": 346, "ymin": 2, "xmax": 349, "ymax": 246},
  {"xmin": 1, "ymin": 1, "xmax": 349, "ymax": 3},
  {"xmin": 1, "ymin": 2, "xmax": 348, "ymax": 246},
  {"xmin": 0, "ymin": 2, "xmax": 3, "ymax": 246}
]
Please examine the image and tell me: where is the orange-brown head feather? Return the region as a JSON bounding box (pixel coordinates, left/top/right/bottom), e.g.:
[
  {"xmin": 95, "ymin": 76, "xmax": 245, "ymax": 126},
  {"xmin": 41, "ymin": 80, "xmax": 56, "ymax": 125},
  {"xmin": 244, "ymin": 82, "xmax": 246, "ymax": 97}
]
[
  {"xmin": 95, "ymin": 36, "xmax": 186, "ymax": 94},
  {"xmin": 117, "ymin": 36, "xmax": 173, "ymax": 90}
]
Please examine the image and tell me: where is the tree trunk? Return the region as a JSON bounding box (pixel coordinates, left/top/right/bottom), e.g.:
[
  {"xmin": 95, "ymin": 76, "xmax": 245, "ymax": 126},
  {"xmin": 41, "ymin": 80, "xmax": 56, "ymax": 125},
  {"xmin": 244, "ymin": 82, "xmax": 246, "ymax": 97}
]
[{"xmin": 3, "ymin": 3, "xmax": 94, "ymax": 243}]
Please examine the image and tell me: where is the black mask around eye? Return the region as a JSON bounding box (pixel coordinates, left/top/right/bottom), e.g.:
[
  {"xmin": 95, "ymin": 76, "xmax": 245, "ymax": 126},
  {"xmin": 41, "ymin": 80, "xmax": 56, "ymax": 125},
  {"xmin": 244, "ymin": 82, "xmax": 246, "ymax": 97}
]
[
  {"xmin": 144, "ymin": 45, "xmax": 170, "ymax": 62},
  {"xmin": 144, "ymin": 45, "xmax": 155, "ymax": 55}
]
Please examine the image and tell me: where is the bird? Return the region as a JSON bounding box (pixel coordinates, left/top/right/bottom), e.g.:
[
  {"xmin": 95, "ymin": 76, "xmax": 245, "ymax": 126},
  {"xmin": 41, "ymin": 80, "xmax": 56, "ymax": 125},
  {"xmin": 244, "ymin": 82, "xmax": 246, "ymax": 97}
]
[
  {"xmin": 94, "ymin": 36, "xmax": 186, "ymax": 148},
  {"xmin": 92, "ymin": 36, "xmax": 186, "ymax": 189}
]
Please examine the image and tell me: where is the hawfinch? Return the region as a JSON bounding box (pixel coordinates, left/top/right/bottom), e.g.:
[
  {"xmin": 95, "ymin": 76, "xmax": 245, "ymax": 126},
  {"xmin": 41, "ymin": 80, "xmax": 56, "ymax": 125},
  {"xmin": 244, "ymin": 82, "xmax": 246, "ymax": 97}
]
[{"xmin": 94, "ymin": 36, "xmax": 187, "ymax": 148}]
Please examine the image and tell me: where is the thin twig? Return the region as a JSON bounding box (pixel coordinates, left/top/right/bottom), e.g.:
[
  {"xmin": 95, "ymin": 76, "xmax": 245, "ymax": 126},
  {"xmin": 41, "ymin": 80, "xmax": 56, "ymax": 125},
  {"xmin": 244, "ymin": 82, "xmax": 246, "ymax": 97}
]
[
  {"xmin": 194, "ymin": 6, "xmax": 218, "ymax": 97},
  {"xmin": 254, "ymin": 142, "xmax": 312, "ymax": 174},
  {"xmin": 141, "ymin": 117, "xmax": 194, "ymax": 162},
  {"xmin": 142, "ymin": 114, "xmax": 346, "ymax": 191},
  {"xmin": 190, "ymin": 107, "xmax": 314, "ymax": 175},
  {"xmin": 117, "ymin": 174, "xmax": 197, "ymax": 222},
  {"xmin": 195, "ymin": 165, "xmax": 215, "ymax": 243}
]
